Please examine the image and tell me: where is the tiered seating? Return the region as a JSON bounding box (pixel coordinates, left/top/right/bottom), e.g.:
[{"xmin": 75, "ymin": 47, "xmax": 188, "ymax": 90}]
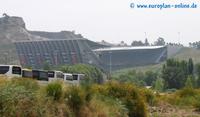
[
  {"xmin": 72, "ymin": 40, "xmax": 83, "ymax": 63},
  {"xmin": 98, "ymin": 47, "xmax": 167, "ymax": 70},
  {"xmin": 14, "ymin": 40, "xmax": 167, "ymax": 71}
]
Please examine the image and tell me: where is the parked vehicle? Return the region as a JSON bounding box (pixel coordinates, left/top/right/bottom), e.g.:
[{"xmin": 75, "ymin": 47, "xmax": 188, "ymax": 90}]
[
  {"xmin": 0, "ymin": 65, "xmax": 22, "ymax": 77},
  {"xmin": 0, "ymin": 65, "xmax": 85, "ymax": 84},
  {"xmin": 48, "ymin": 70, "xmax": 64, "ymax": 81},
  {"xmin": 32, "ymin": 70, "xmax": 49, "ymax": 81},
  {"xmin": 22, "ymin": 69, "xmax": 32, "ymax": 78},
  {"xmin": 63, "ymin": 73, "xmax": 73, "ymax": 83},
  {"xmin": 72, "ymin": 74, "xmax": 85, "ymax": 85}
]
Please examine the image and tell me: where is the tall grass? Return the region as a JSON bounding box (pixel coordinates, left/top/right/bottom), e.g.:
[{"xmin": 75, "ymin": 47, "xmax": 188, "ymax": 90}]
[
  {"xmin": 0, "ymin": 76, "xmax": 149, "ymax": 117},
  {"xmin": 46, "ymin": 82, "xmax": 63, "ymax": 101},
  {"xmin": 65, "ymin": 85, "xmax": 86, "ymax": 115},
  {"xmin": 0, "ymin": 79, "xmax": 36, "ymax": 117},
  {"xmin": 161, "ymin": 87, "xmax": 200, "ymax": 110},
  {"xmin": 91, "ymin": 81, "xmax": 148, "ymax": 117}
]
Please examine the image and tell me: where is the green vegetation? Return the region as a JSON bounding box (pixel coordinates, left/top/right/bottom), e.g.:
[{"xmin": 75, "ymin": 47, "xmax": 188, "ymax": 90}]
[
  {"xmin": 2, "ymin": 57, "xmax": 200, "ymax": 117},
  {"xmin": 92, "ymin": 81, "xmax": 147, "ymax": 117},
  {"xmin": 162, "ymin": 59, "xmax": 190, "ymax": 89},
  {"xmin": 0, "ymin": 77, "xmax": 151, "ymax": 117},
  {"xmin": 0, "ymin": 78, "xmax": 38, "ymax": 117},
  {"xmin": 153, "ymin": 77, "xmax": 164, "ymax": 92},
  {"xmin": 59, "ymin": 64, "xmax": 104, "ymax": 84},
  {"xmin": 111, "ymin": 70, "xmax": 159, "ymax": 87},
  {"xmin": 112, "ymin": 58, "xmax": 200, "ymax": 92},
  {"xmin": 109, "ymin": 57, "xmax": 200, "ymax": 116},
  {"xmin": 162, "ymin": 88, "xmax": 200, "ymax": 109},
  {"xmin": 46, "ymin": 82, "xmax": 63, "ymax": 101},
  {"xmin": 113, "ymin": 63, "xmax": 163, "ymax": 77},
  {"xmin": 113, "ymin": 47, "xmax": 200, "ymax": 77},
  {"xmin": 1, "ymin": 47, "xmax": 200, "ymax": 117}
]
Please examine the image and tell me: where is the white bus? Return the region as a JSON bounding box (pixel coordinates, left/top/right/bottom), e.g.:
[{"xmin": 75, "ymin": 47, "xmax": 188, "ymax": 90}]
[
  {"xmin": 48, "ymin": 71, "xmax": 64, "ymax": 82},
  {"xmin": 63, "ymin": 73, "xmax": 85, "ymax": 85},
  {"xmin": 32, "ymin": 69, "xmax": 49, "ymax": 81},
  {"xmin": 22, "ymin": 69, "xmax": 33, "ymax": 78},
  {"xmin": 0, "ymin": 65, "xmax": 22, "ymax": 78},
  {"xmin": 63, "ymin": 73, "xmax": 73, "ymax": 83},
  {"xmin": 72, "ymin": 74, "xmax": 85, "ymax": 85}
]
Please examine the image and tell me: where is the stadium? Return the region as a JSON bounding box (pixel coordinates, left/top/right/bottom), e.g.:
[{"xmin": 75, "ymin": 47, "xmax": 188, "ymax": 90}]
[{"xmin": 14, "ymin": 38, "xmax": 167, "ymax": 71}]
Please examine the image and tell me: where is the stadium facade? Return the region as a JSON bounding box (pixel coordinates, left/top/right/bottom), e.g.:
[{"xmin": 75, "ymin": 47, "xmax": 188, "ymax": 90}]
[
  {"xmin": 14, "ymin": 39, "xmax": 167, "ymax": 71},
  {"xmin": 94, "ymin": 46, "xmax": 167, "ymax": 71}
]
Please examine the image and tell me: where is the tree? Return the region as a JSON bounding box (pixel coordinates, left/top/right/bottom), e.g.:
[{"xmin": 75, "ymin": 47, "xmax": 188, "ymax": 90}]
[
  {"xmin": 189, "ymin": 42, "xmax": 192, "ymax": 47},
  {"xmin": 118, "ymin": 41, "xmax": 127, "ymax": 46},
  {"xmin": 131, "ymin": 40, "xmax": 145, "ymax": 46},
  {"xmin": 197, "ymin": 77, "xmax": 200, "ymax": 88},
  {"xmin": 154, "ymin": 37, "xmax": 165, "ymax": 46},
  {"xmin": 144, "ymin": 71, "xmax": 158, "ymax": 86},
  {"xmin": 196, "ymin": 64, "xmax": 200, "ymax": 88},
  {"xmin": 144, "ymin": 38, "xmax": 150, "ymax": 46},
  {"xmin": 153, "ymin": 77, "xmax": 164, "ymax": 92},
  {"xmin": 60, "ymin": 64, "xmax": 104, "ymax": 84},
  {"xmin": 117, "ymin": 71, "xmax": 146, "ymax": 86},
  {"xmin": 162, "ymin": 59, "xmax": 189, "ymax": 89},
  {"xmin": 43, "ymin": 61, "xmax": 51, "ymax": 70},
  {"xmin": 185, "ymin": 76, "xmax": 194, "ymax": 88},
  {"xmin": 189, "ymin": 41, "xmax": 200, "ymax": 49},
  {"xmin": 188, "ymin": 58, "xmax": 194, "ymax": 75}
]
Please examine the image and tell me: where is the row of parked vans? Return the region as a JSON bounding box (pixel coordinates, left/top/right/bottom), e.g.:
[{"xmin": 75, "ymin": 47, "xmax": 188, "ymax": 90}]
[{"xmin": 0, "ymin": 65, "xmax": 84, "ymax": 85}]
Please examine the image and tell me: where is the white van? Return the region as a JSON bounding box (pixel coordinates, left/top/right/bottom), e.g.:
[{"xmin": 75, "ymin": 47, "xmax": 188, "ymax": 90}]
[{"xmin": 0, "ymin": 65, "xmax": 22, "ymax": 78}]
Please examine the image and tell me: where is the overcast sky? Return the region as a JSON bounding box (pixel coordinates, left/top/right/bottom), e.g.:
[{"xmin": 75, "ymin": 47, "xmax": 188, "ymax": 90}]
[{"xmin": 0, "ymin": 0, "xmax": 200, "ymax": 45}]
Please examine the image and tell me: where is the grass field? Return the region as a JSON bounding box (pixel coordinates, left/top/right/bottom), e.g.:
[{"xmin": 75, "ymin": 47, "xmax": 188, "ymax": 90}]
[{"xmin": 112, "ymin": 63, "xmax": 163, "ymax": 77}]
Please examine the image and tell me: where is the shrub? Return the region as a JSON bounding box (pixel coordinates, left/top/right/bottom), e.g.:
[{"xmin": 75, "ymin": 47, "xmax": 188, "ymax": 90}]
[
  {"xmin": 194, "ymin": 95, "xmax": 200, "ymax": 111},
  {"xmin": 93, "ymin": 81, "xmax": 147, "ymax": 117},
  {"xmin": 64, "ymin": 86, "xmax": 86, "ymax": 114},
  {"xmin": 60, "ymin": 64, "xmax": 104, "ymax": 84},
  {"xmin": 166, "ymin": 88, "xmax": 200, "ymax": 107},
  {"xmin": 0, "ymin": 76, "xmax": 8, "ymax": 85},
  {"xmin": 80, "ymin": 95, "xmax": 129, "ymax": 117},
  {"xmin": 0, "ymin": 82, "xmax": 36, "ymax": 117},
  {"xmin": 35, "ymin": 99, "xmax": 73, "ymax": 117},
  {"xmin": 177, "ymin": 87, "xmax": 198, "ymax": 97},
  {"xmin": 140, "ymin": 89, "xmax": 157, "ymax": 106},
  {"xmin": 46, "ymin": 82, "xmax": 63, "ymax": 101},
  {"xmin": 11, "ymin": 78, "xmax": 39, "ymax": 91}
]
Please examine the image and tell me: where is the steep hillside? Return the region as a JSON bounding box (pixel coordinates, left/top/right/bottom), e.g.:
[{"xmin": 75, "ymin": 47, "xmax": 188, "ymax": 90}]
[
  {"xmin": 173, "ymin": 47, "xmax": 200, "ymax": 64},
  {"xmin": 0, "ymin": 14, "xmax": 48, "ymax": 64},
  {"xmin": 0, "ymin": 14, "xmax": 87, "ymax": 64},
  {"xmin": 167, "ymin": 45, "xmax": 183, "ymax": 57},
  {"xmin": 29, "ymin": 30, "xmax": 83, "ymax": 39}
]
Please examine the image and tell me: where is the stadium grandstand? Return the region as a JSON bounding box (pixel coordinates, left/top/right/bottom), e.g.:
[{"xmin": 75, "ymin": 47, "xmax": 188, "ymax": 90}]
[
  {"xmin": 94, "ymin": 46, "xmax": 167, "ymax": 71},
  {"xmin": 14, "ymin": 39, "xmax": 108, "ymax": 69},
  {"xmin": 14, "ymin": 39, "xmax": 167, "ymax": 71}
]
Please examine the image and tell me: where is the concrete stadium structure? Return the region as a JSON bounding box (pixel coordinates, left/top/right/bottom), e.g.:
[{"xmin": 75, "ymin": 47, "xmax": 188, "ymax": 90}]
[
  {"xmin": 14, "ymin": 39, "xmax": 167, "ymax": 71},
  {"xmin": 94, "ymin": 46, "xmax": 167, "ymax": 71}
]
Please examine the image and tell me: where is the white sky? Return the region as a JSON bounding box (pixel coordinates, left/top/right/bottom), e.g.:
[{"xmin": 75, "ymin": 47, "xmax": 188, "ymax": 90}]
[{"xmin": 0, "ymin": 0, "xmax": 200, "ymax": 46}]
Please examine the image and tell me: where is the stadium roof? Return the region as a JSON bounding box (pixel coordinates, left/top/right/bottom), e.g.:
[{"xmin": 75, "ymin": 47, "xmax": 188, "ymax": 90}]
[
  {"xmin": 13, "ymin": 38, "xmax": 86, "ymax": 43},
  {"xmin": 93, "ymin": 46, "xmax": 166, "ymax": 52}
]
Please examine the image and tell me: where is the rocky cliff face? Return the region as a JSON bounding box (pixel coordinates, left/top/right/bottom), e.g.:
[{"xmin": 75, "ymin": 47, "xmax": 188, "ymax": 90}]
[
  {"xmin": 0, "ymin": 14, "xmax": 86, "ymax": 64},
  {"xmin": 0, "ymin": 15, "xmax": 31, "ymax": 64},
  {"xmin": 29, "ymin": 30, "xmax": 83, "ymax": 39},
  {"xmin": 0, "ymin": 14, "xmax": 85, "ymax": 43},
  {"xmin": 0, "ymin": 15, "xmax": 29, "ymax": 42},
  {"xmin": 0, "ymin": 15, "xmax": 49, "ymax": 42}
]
